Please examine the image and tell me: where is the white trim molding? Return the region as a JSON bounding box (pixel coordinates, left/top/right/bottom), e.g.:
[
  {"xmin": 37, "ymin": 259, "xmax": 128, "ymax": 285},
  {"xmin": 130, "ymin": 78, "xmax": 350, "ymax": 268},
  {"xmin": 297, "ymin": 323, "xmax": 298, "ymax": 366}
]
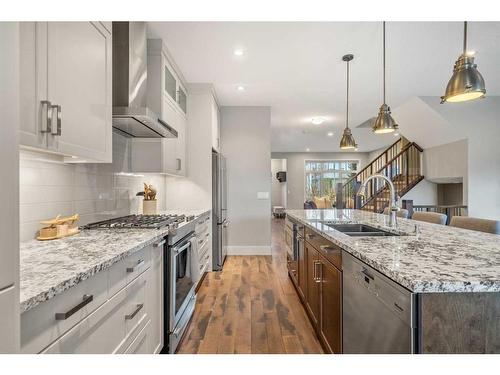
[{"xmin": 227, "ymin": 246, "xmax": 272, "ymax": 256}]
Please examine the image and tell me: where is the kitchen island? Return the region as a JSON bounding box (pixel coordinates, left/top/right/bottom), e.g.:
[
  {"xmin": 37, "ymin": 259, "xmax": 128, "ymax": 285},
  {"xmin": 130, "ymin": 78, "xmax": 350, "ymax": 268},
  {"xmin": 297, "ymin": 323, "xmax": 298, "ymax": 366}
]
[{"xmin": 285, "ymin": 209, "xmax": 500, "ymax": 354}]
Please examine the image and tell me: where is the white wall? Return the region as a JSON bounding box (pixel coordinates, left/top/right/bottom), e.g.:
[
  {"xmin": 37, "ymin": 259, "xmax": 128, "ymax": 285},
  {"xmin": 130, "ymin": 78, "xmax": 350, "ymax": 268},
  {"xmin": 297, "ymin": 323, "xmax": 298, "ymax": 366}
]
[
  {"xmin": 394, "ymin": 96, "xmax": 500, "ymax": 219},
  {"xmin": 19, "ymin": 133, "xmax": 167, "ymax": 242},
  {"xmin": 422, "ymin": 139, "xmax": 468, "ymax": 204},
  {"xmin": 271, "ymin": 151, "xmax": 370, "ymax": 209},
  {"xmin": 221, "ymin": 106, "xmax": 271, "ymax": 254},
  {"xmin": 271, "ymin": 158, "xmax": 287, "ymax": 209},
  {"xmin": 401, "ymin": 180, "xmax": 438, "ymax": 205},
  {"xmin": 419, "ymin": 97, "xmax": 499, "ymax": 219}
]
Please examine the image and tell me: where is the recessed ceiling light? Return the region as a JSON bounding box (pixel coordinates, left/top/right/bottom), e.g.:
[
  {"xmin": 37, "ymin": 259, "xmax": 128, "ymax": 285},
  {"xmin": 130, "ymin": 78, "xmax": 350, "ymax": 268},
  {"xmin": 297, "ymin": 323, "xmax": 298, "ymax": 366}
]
[
  {"xmin": 311, "ymin": 117, "xmax": 325, "ymax": 125},
  {"xmin": 327, "ymin": 132, "xmax": 334, "ymax": 137},
  {"xmin": 234, "ymin": 48, "xmax": 244, "ymax": 56},
  {"xmin": 306, "ymin": 148, "xmax": 310, "ymax": 152},
  {"xmin": 237, "ymin": 85, "xmax": 245, "ymax": 91}
]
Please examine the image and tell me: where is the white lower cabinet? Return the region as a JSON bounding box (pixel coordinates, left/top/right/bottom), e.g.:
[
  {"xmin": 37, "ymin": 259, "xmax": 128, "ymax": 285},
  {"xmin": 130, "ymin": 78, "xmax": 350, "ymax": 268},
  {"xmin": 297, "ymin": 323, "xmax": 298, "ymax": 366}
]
[
  {"xmin": 22, "ymin": 240, "xmax": 164, "ymax": 354},
  {"xmin": 21, "ymin": 267, "xmax": 109, "ymax": 354},
  {"xmin": 124, "ymin": 319, "xmax": 151, "ymax": 354},
  {"xmin": 194, "ymin": 212, "xmax": 211, "ymax": 284},
  {"xmin": 147, "ymin": 241, "xmax": 164, "ymax": 354},
  {"xmin": 42, "ymin": 280, "xmax": 128, "ymax": 354}
]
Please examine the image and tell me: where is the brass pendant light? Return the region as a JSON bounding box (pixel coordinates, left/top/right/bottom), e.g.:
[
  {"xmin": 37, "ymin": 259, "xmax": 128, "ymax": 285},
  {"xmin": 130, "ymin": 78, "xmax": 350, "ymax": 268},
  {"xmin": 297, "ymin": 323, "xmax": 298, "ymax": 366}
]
[
  {"xmin": 373, "ymin": 22, "xmax": 398, "ymax": 134},
  {"xmin": 340, "ymin": 54, "xmax": 357, "ymax": 150},
  {"xmin": 441, "ymin": 21, "xmax": 486, "ymax": 103}
]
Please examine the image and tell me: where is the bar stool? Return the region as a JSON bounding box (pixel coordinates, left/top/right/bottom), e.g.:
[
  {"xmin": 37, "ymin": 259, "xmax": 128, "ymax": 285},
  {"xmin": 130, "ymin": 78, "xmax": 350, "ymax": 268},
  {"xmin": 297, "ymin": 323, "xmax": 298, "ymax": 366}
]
[
  {"xmin": 412, "ymin": 211, "xmax": 447, "ymax": 225},
  {"xmin": 449, "ymin": 216, "xmax": 500, "ymax": 235},
  {"xmin": 383, "ymin": 207, "xmax": 409, "ymax": 219}
]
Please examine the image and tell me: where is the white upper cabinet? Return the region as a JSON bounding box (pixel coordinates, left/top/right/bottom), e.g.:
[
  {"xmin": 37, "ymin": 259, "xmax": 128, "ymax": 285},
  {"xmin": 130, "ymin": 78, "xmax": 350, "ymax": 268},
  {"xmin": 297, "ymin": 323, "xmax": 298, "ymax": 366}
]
[
  {"xmin": 131, "ymin": 39, "xmax": 187, "ymax": 176},
  {"xmin": 19, "ymin": 22, "xmax": 112, "ymax": 163}
]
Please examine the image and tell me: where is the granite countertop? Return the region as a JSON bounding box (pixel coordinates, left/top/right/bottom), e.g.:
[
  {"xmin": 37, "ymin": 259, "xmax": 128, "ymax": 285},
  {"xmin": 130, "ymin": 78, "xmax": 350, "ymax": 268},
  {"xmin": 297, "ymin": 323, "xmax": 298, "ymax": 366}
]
[
  {"xmin": 286, "ymin": 209, "xmax": 500, "ymax": 293},
  {"xmin": 20, "ymin": 209, "xmax": 211, "ymax": 313}
]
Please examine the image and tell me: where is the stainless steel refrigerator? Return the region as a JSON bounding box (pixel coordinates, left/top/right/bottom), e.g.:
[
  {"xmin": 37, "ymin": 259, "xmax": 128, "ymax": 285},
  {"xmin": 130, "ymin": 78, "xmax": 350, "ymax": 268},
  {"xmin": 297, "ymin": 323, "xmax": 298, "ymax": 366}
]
[{"xmin": 212, "ymin": 151, "xmax": 228, "ymax": 271}]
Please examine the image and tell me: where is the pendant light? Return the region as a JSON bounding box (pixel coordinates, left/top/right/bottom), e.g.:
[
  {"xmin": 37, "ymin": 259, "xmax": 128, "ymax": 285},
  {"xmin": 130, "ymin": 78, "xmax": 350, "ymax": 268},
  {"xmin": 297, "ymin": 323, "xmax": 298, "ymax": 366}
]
[
  {"xmin": 441, "ymin": 21, "xmax": 486, "ymax": 103},
  {"xmin": 340, "ymin": 54, "xmax": 357, "ymax": 150},
  {"xmin": 373, "ymin": 22, "xmax": 398, "ymax": 134}
]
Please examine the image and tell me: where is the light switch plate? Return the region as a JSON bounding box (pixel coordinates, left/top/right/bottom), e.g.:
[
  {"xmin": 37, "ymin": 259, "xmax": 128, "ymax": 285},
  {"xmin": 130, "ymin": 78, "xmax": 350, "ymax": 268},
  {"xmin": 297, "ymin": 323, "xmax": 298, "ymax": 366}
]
[{"xmin": 257, "ymin": 192, "xmax": 269, "ymax": 200}]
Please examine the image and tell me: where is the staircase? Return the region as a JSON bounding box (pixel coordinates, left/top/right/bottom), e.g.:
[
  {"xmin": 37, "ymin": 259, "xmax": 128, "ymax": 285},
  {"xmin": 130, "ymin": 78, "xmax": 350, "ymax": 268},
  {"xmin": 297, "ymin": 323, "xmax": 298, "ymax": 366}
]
[{"xmin": 341, "ymin": 137, "xmax": 424, "ymax": 212}]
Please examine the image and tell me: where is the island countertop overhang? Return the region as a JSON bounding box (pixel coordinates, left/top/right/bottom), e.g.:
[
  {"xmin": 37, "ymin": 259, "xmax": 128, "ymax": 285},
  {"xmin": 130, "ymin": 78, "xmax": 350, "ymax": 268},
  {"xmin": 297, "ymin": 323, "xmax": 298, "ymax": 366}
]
[{"xmin": 286, "ymin": 209, "xmax": 500, "ymax": 293}]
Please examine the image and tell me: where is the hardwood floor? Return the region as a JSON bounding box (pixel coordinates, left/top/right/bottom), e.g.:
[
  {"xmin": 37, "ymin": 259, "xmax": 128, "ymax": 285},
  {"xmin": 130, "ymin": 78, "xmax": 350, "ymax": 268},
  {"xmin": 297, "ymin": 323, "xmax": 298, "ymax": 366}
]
[{"xmin": 177, "ymin": 218, "xmax": 323, "ymax": 354}]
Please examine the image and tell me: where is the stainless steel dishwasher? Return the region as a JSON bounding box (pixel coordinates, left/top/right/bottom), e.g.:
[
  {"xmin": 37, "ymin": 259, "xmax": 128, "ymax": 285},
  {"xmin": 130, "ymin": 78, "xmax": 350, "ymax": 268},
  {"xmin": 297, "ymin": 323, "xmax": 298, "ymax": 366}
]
[{"xmin": 342, "ymin": 252, "xmax": 418, "ymax": 353}]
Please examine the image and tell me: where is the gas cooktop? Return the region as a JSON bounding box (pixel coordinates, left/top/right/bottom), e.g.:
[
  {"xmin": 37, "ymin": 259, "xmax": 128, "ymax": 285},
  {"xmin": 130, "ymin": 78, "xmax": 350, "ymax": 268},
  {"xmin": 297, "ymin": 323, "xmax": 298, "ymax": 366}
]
[{"xmin": 82, "ymin": 214, "xmax": 194, "ymax": 230}]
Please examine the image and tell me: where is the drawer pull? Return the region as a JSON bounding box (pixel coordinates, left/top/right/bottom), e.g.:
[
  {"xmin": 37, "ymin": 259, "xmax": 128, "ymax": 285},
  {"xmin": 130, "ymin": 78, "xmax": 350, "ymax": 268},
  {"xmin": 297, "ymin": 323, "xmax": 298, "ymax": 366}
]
[
  {"xmin": 153, "ymin": 240, "xmax": 166, "ymax": 248},
  {"xmin": 361, "ymin": 268, "xmax": 374, "ymax": 281},
  {"xmin": 125, "ymin": 303, "xmax": 144, "ymax": 320},
  {"xmin": 127, "ymin": 259, "xmax": 145, "ymax": 273},
  {"xmin": 55, "ymin": 294, "xmax": 93, "ymax": 320},
  {"xmin": 307, "ymin": 233, "xmax": 317, "ymax": 239},
  {"xmin": 320, "ymin": 245, "xmax": 338, "ymax": 252}
]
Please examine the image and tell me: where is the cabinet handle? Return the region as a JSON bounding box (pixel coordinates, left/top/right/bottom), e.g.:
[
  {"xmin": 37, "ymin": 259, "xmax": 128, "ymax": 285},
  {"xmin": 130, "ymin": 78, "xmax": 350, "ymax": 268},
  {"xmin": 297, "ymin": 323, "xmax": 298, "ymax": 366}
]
[
  {"xmin": 361, "ymin": 268, "xmax": 374, "ymax": 281},
  {"xmin": 176, "ymin": 158, "xmax": 181, "ymax": 171},
  {"xmin": 314, "ymin": 261, "xmax": 322, "ymax": 283},
  {"xmin": 307, "ymin": 233, "xmax": 317, "ymax": 239},
  {"xmin": 126, "ymin": 259, "xmax": 145, "ymax": 273},
  {"xmin": 55, "ymin": 294, "xmax": 93, "ymax": 320},
  {"xmin": 40, "ymin": 100, "xmax": 52, "ymax": 133},
  {"xmin": 320, "ymin": 245, "xmax": 338, "ymax": 253},
  {"xmin": 50, "ymin": 104, "xmax": 62, "ymax": 136},
  {"xmin": 125, "ymin": 303, "xmax": 144, "ymax": 320}
]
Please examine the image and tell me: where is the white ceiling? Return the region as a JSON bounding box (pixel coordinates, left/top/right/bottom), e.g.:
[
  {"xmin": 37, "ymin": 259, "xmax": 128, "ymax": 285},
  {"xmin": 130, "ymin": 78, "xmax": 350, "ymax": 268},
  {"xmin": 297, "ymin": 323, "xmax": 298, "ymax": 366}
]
[{"xmin": 147, "ymin": 22, "xmax": 500, "ymax": 152}]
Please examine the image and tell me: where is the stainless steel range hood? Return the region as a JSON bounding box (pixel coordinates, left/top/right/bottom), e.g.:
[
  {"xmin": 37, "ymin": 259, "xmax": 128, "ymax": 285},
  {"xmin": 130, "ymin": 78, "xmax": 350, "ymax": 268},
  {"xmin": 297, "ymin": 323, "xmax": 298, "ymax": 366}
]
[{"xmin": 112, "ymin": 22, "xmax": 177, "ymax": 138}]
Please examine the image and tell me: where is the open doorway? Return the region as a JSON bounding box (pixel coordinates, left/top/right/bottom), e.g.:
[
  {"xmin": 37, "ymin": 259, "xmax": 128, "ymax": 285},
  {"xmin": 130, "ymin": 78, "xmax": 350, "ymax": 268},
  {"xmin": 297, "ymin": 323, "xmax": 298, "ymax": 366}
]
[{"xmin": 271, "ymin": 158, "xmax": 287, "ymax": 218}]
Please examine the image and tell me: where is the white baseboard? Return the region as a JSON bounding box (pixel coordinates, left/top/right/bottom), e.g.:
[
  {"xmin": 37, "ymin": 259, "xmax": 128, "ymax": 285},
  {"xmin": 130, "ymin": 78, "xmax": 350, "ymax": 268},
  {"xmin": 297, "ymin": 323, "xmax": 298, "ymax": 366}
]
[{"xmin": 227, "ymin": 246, "xmax": 272, "ymax": 256}]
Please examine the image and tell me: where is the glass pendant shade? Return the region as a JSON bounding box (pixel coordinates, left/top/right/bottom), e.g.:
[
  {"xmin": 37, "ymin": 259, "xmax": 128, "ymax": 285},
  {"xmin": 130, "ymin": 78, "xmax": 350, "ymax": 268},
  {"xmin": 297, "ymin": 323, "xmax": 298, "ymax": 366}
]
[
  {"xmin": 441, "ymin": 54, "xmax": 486, "ymax": 103},
  {"xmin": 373, "ymin": 104, "xmax": 399, "ymax": 134},
  {"xmin": 340, "ymin": 127, "xmax": 356, "ymax": 149}
]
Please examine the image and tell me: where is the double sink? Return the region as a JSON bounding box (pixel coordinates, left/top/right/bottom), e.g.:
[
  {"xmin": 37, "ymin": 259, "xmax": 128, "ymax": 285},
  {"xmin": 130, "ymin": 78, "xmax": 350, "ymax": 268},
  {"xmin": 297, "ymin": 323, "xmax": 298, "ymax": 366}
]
[{"xmin": 324, "ymin": 223, "xmax": 400, "ymax": 237}]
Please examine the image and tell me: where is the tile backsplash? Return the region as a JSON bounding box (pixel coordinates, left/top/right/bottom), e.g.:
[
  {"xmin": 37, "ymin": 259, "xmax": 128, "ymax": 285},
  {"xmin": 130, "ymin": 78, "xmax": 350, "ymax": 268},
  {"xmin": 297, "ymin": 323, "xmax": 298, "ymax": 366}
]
[{"xmin": 19, "ymin": 133, "xmax": 167, "ymax": 242}]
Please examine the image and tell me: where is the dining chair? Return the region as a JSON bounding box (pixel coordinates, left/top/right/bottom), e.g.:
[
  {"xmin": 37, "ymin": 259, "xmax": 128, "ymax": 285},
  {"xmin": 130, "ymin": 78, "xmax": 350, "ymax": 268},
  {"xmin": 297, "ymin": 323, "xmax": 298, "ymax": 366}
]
[
  {"xmin": 449, "ymin": 216, "xmax": 500, "ymax": 235},
  {"xmin": 412, "ymin": 211, "xmax": 447, "ymax": 225}
]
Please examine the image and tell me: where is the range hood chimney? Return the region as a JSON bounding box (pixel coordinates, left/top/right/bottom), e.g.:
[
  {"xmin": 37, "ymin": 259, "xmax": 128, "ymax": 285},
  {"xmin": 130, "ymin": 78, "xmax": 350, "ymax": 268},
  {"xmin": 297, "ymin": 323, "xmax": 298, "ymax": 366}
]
[{"xmin": 112, "ymin": 22, "xmax": 177, "ymax": 138}]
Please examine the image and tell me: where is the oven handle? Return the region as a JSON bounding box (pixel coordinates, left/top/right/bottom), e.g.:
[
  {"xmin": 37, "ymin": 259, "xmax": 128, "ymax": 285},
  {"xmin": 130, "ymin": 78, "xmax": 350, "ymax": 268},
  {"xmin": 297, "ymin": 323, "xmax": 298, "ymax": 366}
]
[{"xmin": 172, "ymin": 235, "xmax": 196, "ymax": 255}]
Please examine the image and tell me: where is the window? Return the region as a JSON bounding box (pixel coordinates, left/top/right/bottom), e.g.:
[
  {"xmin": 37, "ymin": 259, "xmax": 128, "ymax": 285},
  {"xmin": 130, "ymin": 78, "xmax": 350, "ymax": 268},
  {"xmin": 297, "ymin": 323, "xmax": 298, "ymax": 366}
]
[{"xmin": 305, "ymin": 160, "xmax": 358, "ymax": 201}]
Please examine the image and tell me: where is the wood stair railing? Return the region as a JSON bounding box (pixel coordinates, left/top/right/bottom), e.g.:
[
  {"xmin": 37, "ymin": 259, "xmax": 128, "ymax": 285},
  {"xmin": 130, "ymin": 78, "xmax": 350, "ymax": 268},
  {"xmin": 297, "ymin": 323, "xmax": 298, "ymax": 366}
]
[{"xmin": 340, "ymin": 138, "xmax": 424, "ymax": 213}]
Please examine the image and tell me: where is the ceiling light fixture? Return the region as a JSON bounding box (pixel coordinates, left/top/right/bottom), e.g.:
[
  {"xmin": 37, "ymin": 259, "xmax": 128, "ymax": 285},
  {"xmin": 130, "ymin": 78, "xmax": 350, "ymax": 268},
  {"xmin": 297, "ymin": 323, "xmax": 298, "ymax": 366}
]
[
  {"xmin": 306, "ymin": 148, "xmax": 310, "ymax": 152},
  {"xmin": 373, "ymin": 22, "xmax": 398, "ymax": 134},
  {"xmin": 311, "ymin": 117, "xmax": 325, "ymax": 125},
  {"xmin": 237, "ymin": 85, "xmax": 245, "ymax": 91},
  {"xmin": 340, "ymin": 54, "xmax": 357, "ymax": 150},
  {"xmin": 327, "ymin": 132, "xmax": 334, "ymax": 137},
  {"xmin": 340, "ymin": 54, "xmax": 356, "ymax": 150},
  {"xmin": 234, "ymin": 48, "xmax": 244, "ymax": 56},
  {"xmin": 441, "ymin": 21, "xmax": 486, "ymax": 103}
]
